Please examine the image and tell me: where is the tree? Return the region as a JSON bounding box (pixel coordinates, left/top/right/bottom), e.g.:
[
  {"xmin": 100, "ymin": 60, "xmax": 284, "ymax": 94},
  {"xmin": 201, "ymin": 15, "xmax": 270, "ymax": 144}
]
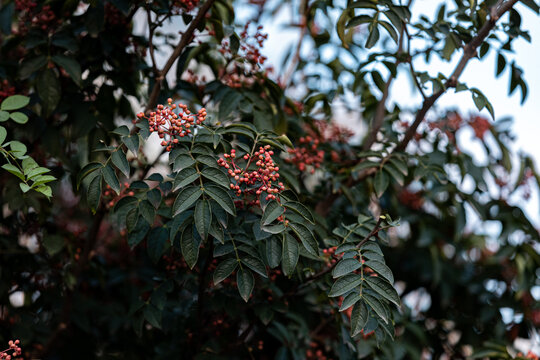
[{"xmin": 0, "ymin": 0, "xmax": 539, "ymax": 358}]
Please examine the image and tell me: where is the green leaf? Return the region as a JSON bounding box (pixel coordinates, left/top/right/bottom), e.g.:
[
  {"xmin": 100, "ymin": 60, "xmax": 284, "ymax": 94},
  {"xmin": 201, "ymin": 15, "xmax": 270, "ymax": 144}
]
[
  {"xmin": 365, "ymin": 24, "xmax": 380, "ymax": 49},
  {"xmin": 52, "ymin": 55, "xmax": 82, "ymax": 87},
  {"xmin": 378, "ymin": 20, "xmax": 398, "ymax": 43},
  {"xmin": 364, "ymin": 275, "xmax": 400, "ymax": 306},
  {"xmin": 241, "ymin": 256, "xmax": 268, "ymax": 278},
  {"xmin": 102, "ymin": 164, "xmax": 120, "ymax": 194},
  {"xmin": 281, "ymin": 233, "xmax": 299, "ymax": 277},
  {"xmin": 328, "ymin": 274, "xmax": 363, "ymax": 297},
  {"xmin": 173, "ymin": 154, "xmax": 195, "ymax": 171},
  {"xmin": 77, "ymin": 162, "xmax": 103, "ymax": 189},
  {"xmin": 194, "ymin": 199, "xmax": 212, "ymax": 241},
  {"xmin": 122, "ymin": 135, "xmax": 140, "ymax": 155},
  {"xmin": 261, "ymin": 200, "xmax": 284, "ymax": 225},
  {"xmin": 213, "ymin": 258, "xmax": 238, "ymax": 284},
  {"xmin": 87, "ymin": 172, "xmax": 102, "ymax": 213},
  {"xmin": 201, "ymin": 167, "xmax": 229, "ymax": 188},
  {"xmin": 1, "ymin": 95, "xmax": 30, "ymax": 111},
  {"xmin": 18, "ymin": 56, "xmax": 47, "ymax": 79},
  {"xmin": 283, "ymin": 201, "xmax": 315, "ymax": 224},
  {"xmin": 340, "ymin": 291, "xmax": 362, "ymax": 312},
  {"xmin": 147, "ymin": 227, "xmax": 169, "ymax": 263},
  {"xmin": 204, "ymin": 184, "xmax": 236, "ymax": 216},
  {"xmin": 143, "ymin": 305, "xmax": 162, "ymax": 329},
  {"xmin": 173, "ymin": 186, "xmax": 202, "ymax": 216},
  {"xmin": 9, "ymin": 112, "xmax": 28, "ymax": 124},
  {"xmin": 364, "ymin": 260, "xmax": 394, "ymax": 284},
  {"xmin": 147, "ymin": 188, "xmax": 161, "ymax": 209},
  {"xmin": 288, "ymin": 223, "xmax": 318, "ymax": 256},
  {"xmin": 384, "ymin": 163, "xmax": 404, "ymax": 186},
  {"xmin": 37, "ymin": 69, "xmax": 61, "ymax": 116},
  {"xmin": 362, "ymin": 293, "xmax": 389, "ymax": 323},
  {"xmin": 31, "ymin": 175, "xmax": 56, "ymax": 187},
  {"xmin": 111, "ymin": 150, "xmax": 130, "ymax": 178},
  {"xmin": 173, "ymin": 167, "xmax": 199, "ymax": 191},
  {"xmin": 180, "ymin": 226, "xmax": 199, "ymax": 269},
  {"xmin": 266, "ymin": 236, "xmax": 282, "ymax": 268},
  {"xmin": 237, "ymin": 268, "xmax": 254, "ymax": 302},
  {"xmin": 2, "ymin": 164, "xmax": 25, "ymax": 181},
  {"xmin": 374, "ymin": 170, "xmax": 389, "ymax": 197},
  {"xmin": 0, "ymin": 126, "xmax": 6, "ymax": 144},
  {"xmin": 350, "ymin": 301, "xmax": 369, "ymax": 336},
  {"xmin": 9, "ymin": 141, "xmax": 27, "ymax": 159},
  {"xmin": 19, "ymin": 183, "xmax": 31, "ymax": 193},
  {"xmin": 332, "ymin": 258, "xmax": 362, "ymax": 278},
  {"xmin": 196, "ymin": 154, "xmax": 220, "ymax": 169},
  {"xmin": 43, "ymin": 235, "xmax": 65, "ymax": 256},
  {"xmin": 21, "ymin": 158, "xmax": 38, "ymax": 174},
  {"xmin": 139, "ymin": 200, "xmax": 155, "ymax": 225},
  {"xmin": 0, "ymin": 111, "xmax": 8, "ymax": 122},
  {"xmin": 35, "ymin": 185, "xmax": 52, "ymax": 198}
]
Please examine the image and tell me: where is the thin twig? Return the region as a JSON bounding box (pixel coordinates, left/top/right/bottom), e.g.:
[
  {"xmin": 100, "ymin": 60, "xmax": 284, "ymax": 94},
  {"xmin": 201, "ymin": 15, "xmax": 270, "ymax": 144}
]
[{"xmin": 396, "ymin": 0, "xmax": 518, "ymax": 152}]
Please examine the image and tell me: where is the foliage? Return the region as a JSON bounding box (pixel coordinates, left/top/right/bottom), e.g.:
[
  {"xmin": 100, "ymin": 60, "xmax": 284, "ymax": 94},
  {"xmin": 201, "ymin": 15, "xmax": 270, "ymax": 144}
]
[{"xmin": 0, "ymin": 0, "xmax": 539, "ymax": 359}]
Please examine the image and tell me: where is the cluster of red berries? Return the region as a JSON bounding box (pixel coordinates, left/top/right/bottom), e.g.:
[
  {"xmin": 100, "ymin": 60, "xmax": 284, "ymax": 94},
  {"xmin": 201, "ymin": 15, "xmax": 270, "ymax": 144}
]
[
  {"xmin": 171, "ymin": 0, "xmax": 201, "ymax": 13},
  {"xmin": 517, "ymin": 351, "xmax": 539, "ymax": 360},
  {"xmin": 104, "ymin": 3, "xmax": 127, "ymax": 27},
  {"xmin": 428, "ymin": 112, "xmax": 463, "ymax": 143},
  {"xmin": 218, "ymin": 23, "xmax": 273, "ymax": 88},
  {"xmin": 469, "ymin": 115, "xmax": 491, "ymax": 139},
  {"xmin": 0, "ymin": 80, "xmax": 16, "ymax": 102},
  {"xmin": 287, "ymin": 120, "xmax": 353, "ymax": 174},
  {"xmin": 398, "ymin": 189, "xmax": 424, "ymax": 210},
  {"xmin": 15, "ymin": 1, "xmax": 60, "ymax": 34},
  {"xmin": 305, "ymin": 341, "xmax": 332, "ymax": 360},
  {"xmin": 137, "ymin": 98, "xmax": 207, "ymax": 152},
  {"xmin": 0, "ymin": 340, "xmax": 22, "ymax": 360},
  {"xmin": 286, "ymin": 136, "xmax": 324, "ymax": 174},
  {"xmin": 103, "ymin": 183, "xmax": 135, "ymax": 209},
  {"xmin": 217, "ymin": 145, "xmax": 285, "ymax": 203}
]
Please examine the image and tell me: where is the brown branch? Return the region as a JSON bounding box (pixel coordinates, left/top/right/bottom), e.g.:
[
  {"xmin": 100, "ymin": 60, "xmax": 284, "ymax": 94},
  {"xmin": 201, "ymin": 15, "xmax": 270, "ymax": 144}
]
[
  {"xmin": 396, "ymin": 0, "xmax": 518, "ymax": 152},
  {"xmin": 145, "ymin": 0, "xmax": 216, "ymax": 113},
  {"xmin": 362, "ymin": 0, "xmax": 411, "ymax": 151},
  {"xmin": 280, "ymin": 1, "xmax": 308, "ymax": 88}
]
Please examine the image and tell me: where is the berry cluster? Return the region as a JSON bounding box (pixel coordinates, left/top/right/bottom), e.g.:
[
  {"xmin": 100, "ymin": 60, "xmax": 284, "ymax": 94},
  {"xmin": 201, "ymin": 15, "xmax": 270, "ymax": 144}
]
[
  {"xmin": 517, "ymin": 351, "xmax": 539, "ymax": 360},
  {"xmin": 469, "ymin": 115, "xmax": 491, "ymax": 139},
  {"xmin": 217, "ymin": 145, "xmax": 285, "ymax": 203},
  {"xmin": 305, "ymin": 341, "xmax": 332, "ymax": 360},
  {"xmin": 0, "ymin": 340, "xmax": 22, "ymax": 360},
  {"xmin": 218, "ymin": 23, "xmax": 273, "ymax": 88},
  {"xmin": 428, "ymin": 112, "xmax": 463, "ymax": 143},
  {"xmin": 171, "ymin": 0, "xmax": 201, "ymax": 13},
  {"xmin": 287, "ymin": 120, "xmax": 353, "ymax": 174},
  {"xmin": 286, "ymin": 135, "xmax": 324, "ymax": 174},
  {"xmin": 0, "ymin": 80, "xmax": 16, "ymax": 101},
  {"xmin": 103, "ymin": 183, "xmax": 134, "ymax": 209},
  {"xmin": 137, "ymin": 99, "xmax": 207, "ymax": 152},
  {"xmin": 15, "ymin": 1, "xmax": 60, "ymax": 34}
]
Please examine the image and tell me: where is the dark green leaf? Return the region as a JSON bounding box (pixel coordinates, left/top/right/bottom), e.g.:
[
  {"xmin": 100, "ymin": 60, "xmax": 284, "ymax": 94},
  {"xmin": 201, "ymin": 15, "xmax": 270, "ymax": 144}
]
[
  {"xmin": 288, "ymin": 223, "xmax": 318, "ymax": 256},
  {"xmin": 111, "ymin": 150, "xmax": 130, "ymax": 178},
  {"xmin": 237, "ymin": 268, "xmax": 254, "ymax": 302},
  {"xmin": 213, "ymin": 258, "xmax": 238, "ymax": 284},
  {"xmin": 242, "ymin": 256, "xmax": 268, "ymax": 278},
  {"xmin": 201, "ymin": 167, "xmax": 229, "ymax": 188},
  {"xmin": 363, "ymin": 293, "xmax": 389, "ymax": 323},
  {"xmin": 351, "ymin": 301, "xmax": 369, "ymax": 336},
  {"xmin": 194, "ymin": 199, "xmax": 212, "ymax": 241},
  {"xmin": 365, "ymin": 275, "xmax": 400, "ymax": 306},
  {"xmin": 266, "ymin": 236, "xmax": 282, "ymax": 268},
  {"xmin": 332, "ymin": 258, "xmax": 362, "ymax": 278},
  {"xmin": 173, "ymin": 186, "xmax": 203, "ymax": 216},
  {"xmin": 180, "ymin": 226, "xmax": 199, "ymax": 269},
  {"xmin": 374, "ymin": 170, "xmax": 389, "ymax": 197},
  {"xmin": 102, "ymin": 164, "xmax": 120, "ymax": 194},
  {"xmin": 328, "ymin": 274, "xmax": 363, "ymax": 297},
  {"xmin": 281, "ymin": 233, "xmax": 299, "ymax": 277},
  {"xmin": 37, "ymin": 70, "xmax": 61, "ymax": 116},
  {"xmin": 261, "ymin": 200, "xmax": 284, "ymax": 225},
  {"xmin": 147, "ymin": 227, "xmax": 169, "ymax": 263},
  {"xmin": 283, "ymin": 201, "xmax": 314, "ymax": 224},
  {"xmin": 364, "ymin": 260, "xmax": 394, "ymax": 283},
  {"xmin": 173, "ymin": 167, "xmax": 199, "ymax": 191},
  {"xmin": 204, "ymin": 184, "xmax": 236, "ymax": 216},
  {"xmin": 139, "ymin": 200, "xmax": 155, "ymax": 225},
  {"xmin": 51, "ymin": 55, "xmax": 82, "ymax": 87},
  {"xmin": 87, "ymin": 172, "xmax": 102, "ymax": 213},
  {"xmin": 340, "ymin": 291, "xmax": 362, "ymax": 312}
]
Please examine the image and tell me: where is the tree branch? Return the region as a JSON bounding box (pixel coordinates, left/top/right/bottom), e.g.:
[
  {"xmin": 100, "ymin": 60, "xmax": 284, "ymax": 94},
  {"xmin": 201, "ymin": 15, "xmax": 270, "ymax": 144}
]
[
  {"xmin": 145, "ymin": 0, "xmax": 216, "ymax": 112},
  {"xmin": 396, "ymin": 0, "xmax": 518, "ymax": 152}
]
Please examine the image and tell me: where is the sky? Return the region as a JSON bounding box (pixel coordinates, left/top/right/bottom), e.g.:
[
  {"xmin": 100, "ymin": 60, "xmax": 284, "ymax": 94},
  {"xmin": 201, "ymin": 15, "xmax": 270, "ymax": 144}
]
[{"xmin": 242, "ymin": 0, "xmax": 540, "ymax": 226}]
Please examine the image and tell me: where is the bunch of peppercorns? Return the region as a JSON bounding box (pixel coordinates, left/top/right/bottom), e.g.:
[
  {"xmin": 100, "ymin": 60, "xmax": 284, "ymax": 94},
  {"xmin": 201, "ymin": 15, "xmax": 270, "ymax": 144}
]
[
  {"xmin": 103, "ymin": 183, "xmax": 135, "ymax": 209},
  {"xmin": 218, "ymin": 145, "xmax": 285, "ymax": 204},
  {"xmin": 138, "ymin": 98, "xmax": 207, "ymax": 152},
  {"xmin": 0, "ymin": 340, "xmax": 22, "ymax": 360}
]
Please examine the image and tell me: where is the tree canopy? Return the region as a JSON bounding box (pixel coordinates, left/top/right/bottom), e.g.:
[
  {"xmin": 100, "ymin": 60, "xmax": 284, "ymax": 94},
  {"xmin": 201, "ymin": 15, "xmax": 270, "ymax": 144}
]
[{"xmin": 0, "ymin": 0, "xmax": 539, "ymax": 359}]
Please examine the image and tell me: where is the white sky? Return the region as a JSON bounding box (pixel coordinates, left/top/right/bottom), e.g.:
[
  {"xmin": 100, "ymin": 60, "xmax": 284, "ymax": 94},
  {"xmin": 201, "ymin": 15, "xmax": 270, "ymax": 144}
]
[{"xmin": 245, "ymin": 0, "xmax": 540, "ymax": 226}]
